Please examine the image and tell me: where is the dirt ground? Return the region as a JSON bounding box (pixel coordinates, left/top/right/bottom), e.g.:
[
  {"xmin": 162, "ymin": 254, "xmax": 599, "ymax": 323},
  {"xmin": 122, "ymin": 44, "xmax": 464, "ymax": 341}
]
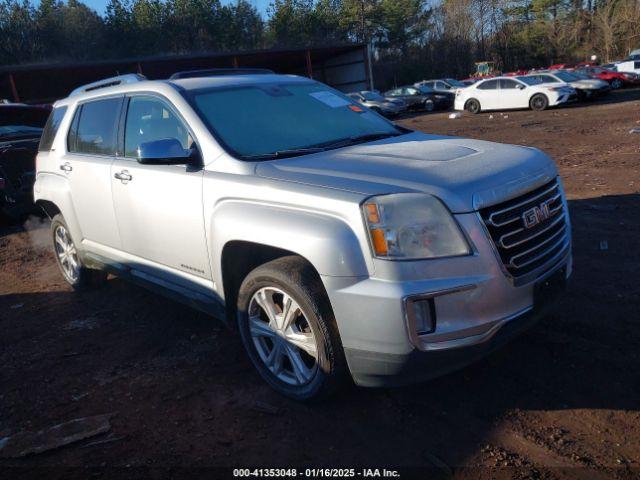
[{"xmin": 1, "ymin": 89, "xmax": 640, "ymax": 479}]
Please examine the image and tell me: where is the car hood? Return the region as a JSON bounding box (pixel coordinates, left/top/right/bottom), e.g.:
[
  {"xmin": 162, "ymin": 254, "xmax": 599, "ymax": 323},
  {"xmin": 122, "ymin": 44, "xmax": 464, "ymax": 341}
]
[{"xmin": 255, "ymin": 132, "xmax": 558, "ymax": 213}]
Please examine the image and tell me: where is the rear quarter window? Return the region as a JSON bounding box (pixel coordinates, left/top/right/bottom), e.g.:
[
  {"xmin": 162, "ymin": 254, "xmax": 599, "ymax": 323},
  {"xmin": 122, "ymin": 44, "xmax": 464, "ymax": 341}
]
[
  {"xmin": 477, "ymin": 80, "xmax": 498, "ymax": 90},
  {"xmin": 39, "ymin": 106, "xmax": 68, "ymax": 152}
]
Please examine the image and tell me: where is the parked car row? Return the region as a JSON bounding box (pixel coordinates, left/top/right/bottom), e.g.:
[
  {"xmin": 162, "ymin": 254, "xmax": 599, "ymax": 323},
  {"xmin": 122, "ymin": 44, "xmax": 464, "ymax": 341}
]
[{"xmin": 0, "ymin": 103, "xmax": 51, "ymax": 221}]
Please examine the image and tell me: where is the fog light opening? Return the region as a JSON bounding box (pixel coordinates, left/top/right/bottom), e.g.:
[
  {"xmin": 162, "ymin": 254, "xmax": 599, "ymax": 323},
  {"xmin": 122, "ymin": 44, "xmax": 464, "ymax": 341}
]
[{"xmin": 407, "ymin": 298, "xmax": 436, "ymax": 335}]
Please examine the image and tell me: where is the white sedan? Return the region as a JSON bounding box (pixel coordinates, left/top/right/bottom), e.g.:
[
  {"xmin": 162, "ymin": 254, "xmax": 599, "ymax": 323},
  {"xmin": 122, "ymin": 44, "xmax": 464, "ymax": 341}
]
[{"xmin": 454, "ymin": 76, "xmax": 576, "ymax": 114}]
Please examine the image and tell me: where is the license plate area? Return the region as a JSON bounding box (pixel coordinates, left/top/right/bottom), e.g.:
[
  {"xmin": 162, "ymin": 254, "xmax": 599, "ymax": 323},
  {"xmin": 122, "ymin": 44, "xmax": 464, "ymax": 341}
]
[{"xmin": 534, "ymin": 266, "xmax": 567, "ymax": 311}]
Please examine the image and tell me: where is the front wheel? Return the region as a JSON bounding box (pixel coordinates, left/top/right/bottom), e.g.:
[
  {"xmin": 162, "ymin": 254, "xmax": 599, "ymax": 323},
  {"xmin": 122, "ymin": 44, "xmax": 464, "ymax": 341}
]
[
  {"xmin": 610, "ymin": 78, "xmax": 623, "ymax": 89},
  {"xmin": 465, "ymin": 98, "xmax": 481, "ymax": 114},
  {"xmin": 530, "ymin": 94, "xmax": 549, "ymax": 111},
  {"xmin": 237, "ymin": 256, "xmax": 348, "ymax": 401}
]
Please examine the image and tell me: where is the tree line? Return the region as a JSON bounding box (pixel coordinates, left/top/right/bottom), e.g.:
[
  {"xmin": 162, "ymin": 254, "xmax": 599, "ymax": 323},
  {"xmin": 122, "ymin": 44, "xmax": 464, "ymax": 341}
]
[{"xmin": 1, "ymin": 0, "xmax": 639, "ymax": 87}]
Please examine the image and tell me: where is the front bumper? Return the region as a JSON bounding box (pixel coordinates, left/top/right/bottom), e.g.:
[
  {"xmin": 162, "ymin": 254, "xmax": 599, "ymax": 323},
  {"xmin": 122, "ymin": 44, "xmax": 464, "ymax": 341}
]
[
  {"xmin": 322, "ymin": 208, "xmax": 572, "ymax": 387},
  {"xmin": 345, "ymin": 303, "xmax": 552, "ymax": 387}
]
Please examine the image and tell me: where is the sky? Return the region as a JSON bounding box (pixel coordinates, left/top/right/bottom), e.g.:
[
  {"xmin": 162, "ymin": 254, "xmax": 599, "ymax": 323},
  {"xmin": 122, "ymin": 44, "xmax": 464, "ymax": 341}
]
[{"xmin": 35, "ymin": 0, "xmax": 271, "ymax": 16}]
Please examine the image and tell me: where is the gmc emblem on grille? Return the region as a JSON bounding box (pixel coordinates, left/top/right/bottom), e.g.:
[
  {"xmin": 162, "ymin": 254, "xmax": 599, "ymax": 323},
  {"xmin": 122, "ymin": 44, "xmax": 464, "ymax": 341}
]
[{"xmin": 522, "ymin": 198, "xmax": 554, "ymax": 229}]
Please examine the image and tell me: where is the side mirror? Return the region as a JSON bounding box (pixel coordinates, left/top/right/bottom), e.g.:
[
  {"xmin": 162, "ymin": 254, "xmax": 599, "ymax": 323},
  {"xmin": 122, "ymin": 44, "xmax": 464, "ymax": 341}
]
[
  {"xmin": 136, "ymin": 138, "xmax": 200, "ymax": 166},
  {"xmin": 517, "ymin": 84, "xmax": 526, "ymax": 90}
]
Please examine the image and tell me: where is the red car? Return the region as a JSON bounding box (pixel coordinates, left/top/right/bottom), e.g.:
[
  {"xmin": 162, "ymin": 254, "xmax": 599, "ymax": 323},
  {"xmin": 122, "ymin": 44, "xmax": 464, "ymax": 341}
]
[
  {"xmin": 574, "ymin": 66, "xmax": 639, "ymax": 89},
  {"xmin": 549, "ymin": 63, "xmax": 573, "ymax": 70}
]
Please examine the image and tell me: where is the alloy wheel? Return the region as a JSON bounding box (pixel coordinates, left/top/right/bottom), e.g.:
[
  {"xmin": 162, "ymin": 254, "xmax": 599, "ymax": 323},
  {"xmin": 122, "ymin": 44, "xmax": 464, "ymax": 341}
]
[
  {"xmin": 54, "ymin": 225, "xmax": 80, "ymax": 282},
  {"xmin": 248, "ymin": 287, "xmax": 319, "ymax": 386}
]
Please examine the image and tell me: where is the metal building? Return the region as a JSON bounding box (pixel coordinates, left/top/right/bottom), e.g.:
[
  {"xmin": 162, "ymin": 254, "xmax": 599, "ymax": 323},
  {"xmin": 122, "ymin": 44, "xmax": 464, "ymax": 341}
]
[{"xmin": 0, "ymin": 44, "xmax": 373, "ymax": 105}]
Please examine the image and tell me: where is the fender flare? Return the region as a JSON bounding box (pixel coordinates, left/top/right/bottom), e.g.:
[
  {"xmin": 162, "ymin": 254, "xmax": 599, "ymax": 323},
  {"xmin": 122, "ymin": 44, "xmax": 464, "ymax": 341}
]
[
  {"xmin": 33, "ymin": 173, "xmax": 83, "ymax": 244},
  {"xmin": 210, "ymin": 200, "xmax": 371, "ymax": 287}
]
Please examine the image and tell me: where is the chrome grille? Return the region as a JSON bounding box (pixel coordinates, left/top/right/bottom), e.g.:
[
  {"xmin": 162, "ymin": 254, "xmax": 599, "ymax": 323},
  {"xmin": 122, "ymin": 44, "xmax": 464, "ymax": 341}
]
[{"xmin": 479, "ymin": 179, "xmax": 569, "ymax": 281}]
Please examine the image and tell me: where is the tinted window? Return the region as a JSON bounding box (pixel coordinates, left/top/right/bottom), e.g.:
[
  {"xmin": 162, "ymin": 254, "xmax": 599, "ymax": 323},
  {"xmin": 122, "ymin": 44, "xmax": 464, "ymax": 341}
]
[
  {"xmin": 435, "ymin": 81, "xmax": 448, "ymax": 90},
  {"xmin": 124, "ymin": 96, "xmax": 193, "ymax": 158},
  {"xmin": 39, "ymin": 106, "xmax": 67, "ymax": 151},
  {"xmin": 635, "ymin": 61, "xmax": 640, "ymax": 69},
  {"xmin": 477, "ymin": 80, "xmax": 498, "ymax": 90},
  {"xmin": 499, "ymin": 79, "xmax": 519, "ymax": 89},
  {"xmin": 386, "ymin": 89, "xmax": 401, "ymax": 96},
  {"xmin": 69, "ymin": 98, "xmax": 121, "ymax": 155}
]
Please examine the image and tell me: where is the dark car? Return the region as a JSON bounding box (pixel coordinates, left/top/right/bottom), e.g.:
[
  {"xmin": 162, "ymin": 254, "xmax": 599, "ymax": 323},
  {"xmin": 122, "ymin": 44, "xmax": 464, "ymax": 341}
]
[
  {"xmin": 384, "ymin": 86, "xmax": 439, "ymax": 111},
  {"xmin": 415, "ymin": 78, "xmax": 467, "ymax": 107},
  {"xmin": 0, "ymin": 103, "xmax": 51, "ymax": 221}
]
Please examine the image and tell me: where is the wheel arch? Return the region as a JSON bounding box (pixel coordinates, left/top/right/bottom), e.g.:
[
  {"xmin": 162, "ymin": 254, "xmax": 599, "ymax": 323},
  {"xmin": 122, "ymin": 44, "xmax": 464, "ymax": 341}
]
[
  {"xmin": 220, "ymin": 242, "xmax": 323, "ymax": 325},
  {"xmin": 33, "ymin": 173, "xmax": 83, "ymax": 244},
  {"xmin": 210, "ymin": 200, "xmax": 371, "ymax": 320}
]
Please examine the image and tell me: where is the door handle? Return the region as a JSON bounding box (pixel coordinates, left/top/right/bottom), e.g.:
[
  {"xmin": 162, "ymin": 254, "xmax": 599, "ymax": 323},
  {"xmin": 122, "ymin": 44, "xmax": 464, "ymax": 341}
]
[
  {"xmin": 59, "ymin": 163, "xmax": 72, "ymax": 172},
  {"xmin": 114, "ymin": 170, "xmax": 132, "ymax": 182}
]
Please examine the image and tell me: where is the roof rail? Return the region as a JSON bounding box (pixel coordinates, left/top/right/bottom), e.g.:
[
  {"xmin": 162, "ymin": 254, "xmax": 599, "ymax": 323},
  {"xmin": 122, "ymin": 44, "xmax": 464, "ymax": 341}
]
[
  {"xmin": 169, "ymin": 68, "xmax": 274, "ymax": 80},
  {"xmin": 69, "ymin": 73, "xmax": 147, "ymax": 97}
]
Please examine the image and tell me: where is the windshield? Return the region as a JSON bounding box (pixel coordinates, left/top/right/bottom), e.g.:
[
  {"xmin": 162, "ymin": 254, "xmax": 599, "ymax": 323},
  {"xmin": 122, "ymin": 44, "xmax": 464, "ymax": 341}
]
[
  {"xmin": 445, "ymin": 78, "xmax": 466, "ymax": 87},
  {"xmin": 516, "ymin": 76, "xmax": 543, "ymax": 85},
  {"xmin": 0, "ymin": 107, "xmax": 49, "ymax": 138},
  {"xmin": 554, "ymin": 71, "xmax": 579, "ymax": 82},
  {"xmin": 362, "ymin": 91, "xmax": 385, "ymax": 101},
  {"xmin": 187, "ymin": 82, "xmax": 402, "ymax": 159}
]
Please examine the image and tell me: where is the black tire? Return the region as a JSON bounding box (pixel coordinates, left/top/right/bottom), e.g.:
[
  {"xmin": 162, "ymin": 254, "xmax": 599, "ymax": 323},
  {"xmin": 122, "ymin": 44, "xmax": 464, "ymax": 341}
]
[
  {"xmin": 423, "ymin": 99, "xmax": 435, "ymax": 112},
  {"xmin": 237, "ymin": 256, "xmax": 348, "ymax": 401},
  {"xmin": 465, "ymin": 98, "xmax": 481, "ymax": 114},
  {"xmin": 530, "ymin": 93, "xmax": 549, "ymax": 111},
  {"xmin": 51, "ymin": 214, "xmax": 107, "ymax": 290},
  {"xmin": 611, "ymin": 78, "xmax": 623, "ymax": 89}
]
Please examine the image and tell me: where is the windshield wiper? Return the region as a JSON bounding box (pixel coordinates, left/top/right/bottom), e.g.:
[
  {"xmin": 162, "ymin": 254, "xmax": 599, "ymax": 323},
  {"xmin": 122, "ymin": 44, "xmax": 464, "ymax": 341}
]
[
  {"xmin": 243, "ymin": 147, "xmax": 326, "ymax": 160},
  {"xmin": 320, "ymin": 132, "xmax": 404, "ymax": 150},
  {"xmin": 243, "ymin": 132, "xmax": 405, "ymax": 160}
]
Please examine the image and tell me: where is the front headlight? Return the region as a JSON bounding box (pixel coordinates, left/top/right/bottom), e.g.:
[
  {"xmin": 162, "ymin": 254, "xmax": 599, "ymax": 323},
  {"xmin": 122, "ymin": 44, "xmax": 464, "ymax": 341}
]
[{"xmin": 362, "ymin": 193, "xmax": 471, "ymax": 259}]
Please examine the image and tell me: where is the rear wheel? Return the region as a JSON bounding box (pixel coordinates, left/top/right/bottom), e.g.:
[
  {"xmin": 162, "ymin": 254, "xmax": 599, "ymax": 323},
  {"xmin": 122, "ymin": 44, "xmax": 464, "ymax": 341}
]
[
  {"xmin": 465, "ymin": 98, "xmax": 481, "ymax": 114},
  {"xmin": 530, "ymin": 94, "xmax": 549, "ymax": 111},
  {"xmin": 51, "ymin": 214, "xmax": 107, "ymax": 290},
  {"xmin": 237, "ymin": 256, "xmax": 348, "ymax": 401},
  {"xmin": 611, "ymin": 78, "xmax": 623, "ymax": 89},
  {"xmin": 423, "ymin": 99, "xmax": 435, "ymax": 112}
]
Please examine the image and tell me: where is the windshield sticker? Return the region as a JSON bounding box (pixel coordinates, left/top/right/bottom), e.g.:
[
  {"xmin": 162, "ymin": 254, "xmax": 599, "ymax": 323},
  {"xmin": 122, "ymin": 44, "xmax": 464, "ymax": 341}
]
[{"xmin": 309, "ymin": 91, "xmax": 351, "ymax": 108}]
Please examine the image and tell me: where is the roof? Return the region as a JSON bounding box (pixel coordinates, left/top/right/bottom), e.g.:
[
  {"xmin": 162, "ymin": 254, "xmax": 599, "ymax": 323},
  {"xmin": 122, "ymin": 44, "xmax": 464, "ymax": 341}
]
[{"xmin": 55, "ymin": 73, "xmax": 315, "ymax": 105}]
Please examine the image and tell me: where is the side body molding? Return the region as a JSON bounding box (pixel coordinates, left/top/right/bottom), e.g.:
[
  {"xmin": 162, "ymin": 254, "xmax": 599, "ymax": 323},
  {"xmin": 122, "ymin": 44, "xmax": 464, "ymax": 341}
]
[{"xmin": 209, "ymin": 200, "xmax": 370, "ymax": 298}]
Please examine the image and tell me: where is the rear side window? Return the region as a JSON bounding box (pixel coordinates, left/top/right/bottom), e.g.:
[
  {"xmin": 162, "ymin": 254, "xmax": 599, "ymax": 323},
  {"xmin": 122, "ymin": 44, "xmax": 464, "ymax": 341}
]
[
  {"xmin": 635, "ymin": 61, "xmax": 640, "ymax": 69},
  {"xmin": 499, "ymin": 79, "xmax": 519, "ymax": 89},
  {"xmin": 68, "ymin": 97, "xmax": 121, "ymax": 155},
  {"xmin": 39, "ymin": 106, "xmax": 67, "ymax": 152},
  {"xmin": 477, "ymin": 80, "xmax": 498, "ymax": 90}
]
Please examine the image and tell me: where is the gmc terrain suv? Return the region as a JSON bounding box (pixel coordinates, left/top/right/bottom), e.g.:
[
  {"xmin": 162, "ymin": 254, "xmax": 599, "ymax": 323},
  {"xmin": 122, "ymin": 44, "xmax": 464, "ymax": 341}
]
[{"xmin": 34, "ymin": 71, "xmax": 571, "ymax": 400}]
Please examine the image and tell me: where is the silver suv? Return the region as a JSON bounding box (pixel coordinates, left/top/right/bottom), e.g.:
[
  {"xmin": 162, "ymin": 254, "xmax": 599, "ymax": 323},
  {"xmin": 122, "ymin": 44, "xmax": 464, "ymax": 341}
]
[{"xmin": 34, "ymin": 71, "xmax": 572, "ymax": 400}]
